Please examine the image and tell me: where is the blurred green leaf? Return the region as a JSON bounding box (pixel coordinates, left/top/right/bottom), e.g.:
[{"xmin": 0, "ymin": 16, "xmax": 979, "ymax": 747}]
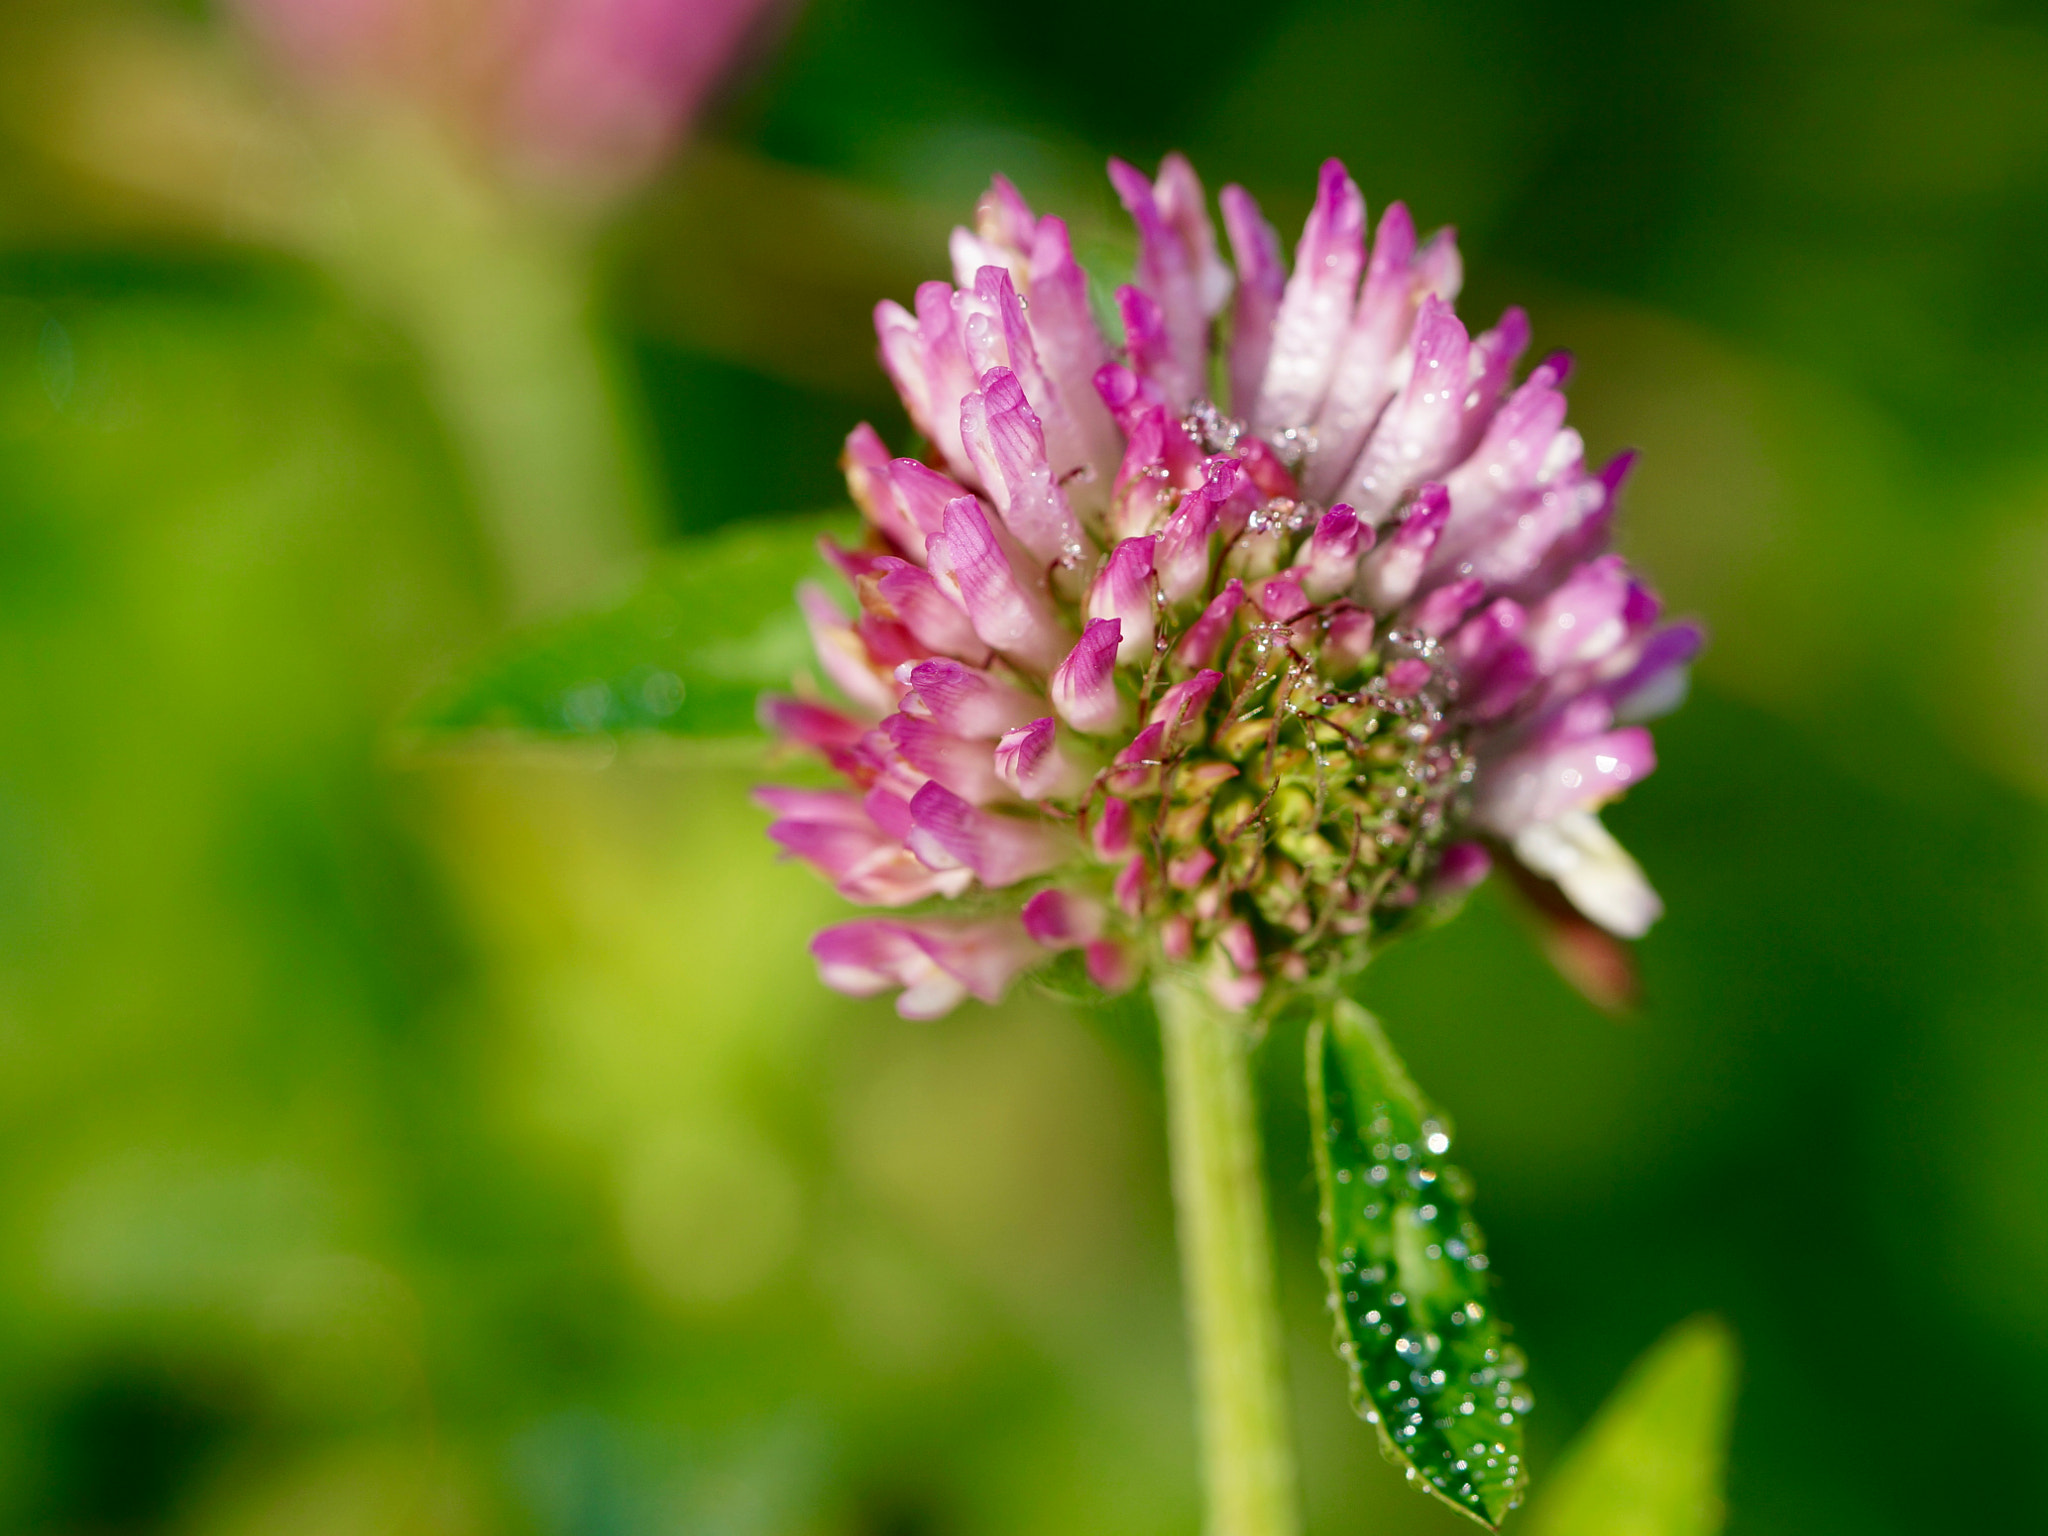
[
  {"xmin": 413, "ymin": 512, "xmax": 852, "ymax": 742},
  {"xmin": 1523, "ymin": 1315, "xmax": 1740, "ymax": 1536},
  {"xmin": 1308, "ymin": 998, "xmax": 1526, "ymax": 1528}
]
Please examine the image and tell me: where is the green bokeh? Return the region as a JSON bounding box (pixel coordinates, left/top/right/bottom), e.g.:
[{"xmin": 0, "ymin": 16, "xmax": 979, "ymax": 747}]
[{"xmin": 1, "ymin": 2, "xmax": 2045, "ymax": 1534}]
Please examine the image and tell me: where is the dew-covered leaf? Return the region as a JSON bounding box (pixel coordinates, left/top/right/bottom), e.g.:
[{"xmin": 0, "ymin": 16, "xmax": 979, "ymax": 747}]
[
  {"xmin": 1308, "ymin": 998, "xmax": 1528, "ymax": 1529},
  {"xmin": 413, "ymin": 513, "xmax": 850, "ymax": 742},
  {"xmin": 1522, "ymin": 1315, "xmax": 1738, "ymax": 1536}
]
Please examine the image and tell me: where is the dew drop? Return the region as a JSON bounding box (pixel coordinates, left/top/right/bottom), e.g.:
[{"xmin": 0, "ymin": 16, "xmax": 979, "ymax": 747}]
[{"xmin": 1394, "ymin": 1330, "xmax": 1441, "ymax": 1368}]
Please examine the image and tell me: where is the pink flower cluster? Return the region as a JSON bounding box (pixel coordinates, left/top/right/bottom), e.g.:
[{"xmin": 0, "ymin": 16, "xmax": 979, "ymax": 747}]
[
  {"xmin": 763, "ymin": 156, "xmax": 1698, "ymax": 1018},
  {"xmin": 234, "ymin": 0, "xmax": 782, "ymax": 187}
]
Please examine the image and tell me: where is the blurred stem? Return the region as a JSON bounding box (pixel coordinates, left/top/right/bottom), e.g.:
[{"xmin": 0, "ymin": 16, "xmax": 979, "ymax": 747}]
[
  {"xmin": 1153, "ymin": 969, "xmax": 1302, "ymax": 1536},
  {"xmin": 326, "ymin": 121, "xmax": 652, "ymax": 619}
]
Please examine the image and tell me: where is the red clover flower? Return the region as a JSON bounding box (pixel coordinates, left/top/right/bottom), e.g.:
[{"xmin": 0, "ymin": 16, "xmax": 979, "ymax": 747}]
[{"xmin": 763, "ymin": 156, "xmax": 1698, "ymax": 1019}]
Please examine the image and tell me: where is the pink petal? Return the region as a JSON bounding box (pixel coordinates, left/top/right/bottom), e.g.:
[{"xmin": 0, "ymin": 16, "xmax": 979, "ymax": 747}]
[
  {"xmin": 800, "ymin": 582, "xmax": 899, "ymax": 715},
  {"xmin": 1342, "ymin": 296, "xmax": 1472, "ymax": 516},
  {"xmin": 906, "ymin": 781, "xmax": 1065, "ymax": 887},
  {"xmin": 1049, "ymin": 618, "xmax": 1126, "ymax": 735},
  {"xmin": 898, "ymin": 658, "xmax": 1041, "ymax": 737},
  {"xmin": 867, "ymin": 558, "xmax": 990, "ymax": 664},
  {"xmin": 1176, "ymin": 579, "xmax": 1245, "ymax": 670},
  {"xmin": 1302, "ymin": 504, "xmax": 1369, "ymax": 601},
  {"xmin": 926, "ymin": 497, "xmax": 1069, "ymax": 673},
  {"xmin": 885, "ymin": 713, "xmax": 1008, "ymax": 803},
  {"xmin": 1087, "ymin": 536, "xmax": 1158, "ymax": 663},
  {"xmin": 1359, "ymin": 482, "xmax": 1451, "ymax": 609},
  {"xmin": 1476, "ymin": 727, "xmax": 1657, "ymax": 834},
  {"xmin": 993, "ymin": 716, "xmax": 1089, "ymax": 799},
  {"xmin": 1252, "ymin": 159, "xmax": 1366, "ymax": 435},
  {"xmin": 1220, "ymin": 184, "xmax": 1285, "ymax": 421},
  {"xmin": 959, "ymin": 365, "xmax": 1093, "ymax": 568},
  {"xmin": 1022, "ymin": 887, "xmax": 1106, "ymax": 948},
  {"xmin": 812, "ymin": 917, "xmax": 1038, "ymax": 1018}
]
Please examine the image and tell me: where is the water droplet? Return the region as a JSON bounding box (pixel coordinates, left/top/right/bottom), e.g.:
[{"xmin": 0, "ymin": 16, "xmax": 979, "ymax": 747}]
[
  {"xmin": 1394, "ymin": 1330, "xmax": 1441, "ymax": 1367},
  {"xmin": 1498, "ymin": 1345, "xmax": 1527, "ymax": 1380}
]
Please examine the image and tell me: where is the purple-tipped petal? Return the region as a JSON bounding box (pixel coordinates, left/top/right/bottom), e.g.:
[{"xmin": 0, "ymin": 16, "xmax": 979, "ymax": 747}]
[
  {"xmin": 1113, "ymin": 850, "xmax": 1149, "ymax": 915},
  {"xmin": 866, "ymin": 558, "xmax": 989, "ymax": 664},
  {"xmin": 1384, "ymin": 657, "xmax": 1433, "ymax": 698},
  {"xmin": 1087, "ymin": 536, "xmax": 1158, "ymax": 663},
  {"xmin": 1117, "ymin": 285, "xmax": 1181, "ymax": 404},
  {"xmin": 1433, "ymin": 840, "xmax": 1493, "ymax": 896},
  {"xmin": 1022, "ymin": 887, "xmax": 1106, "ymax": 948},
  {"xmin": 1321, "ymin": 603, "xmax": 1376, "ymax": 673},
  {"xmin": 1148, "ymin": 668, "xmax": 1222, "ymax": 750},
  {"xmin": 886, "ymin": 713, "xmax": 1008, "ymax": 803},
  {"xmin": 1477, "ymin": 726, "xmax": 1657, "ymax": 834},
  {"xmin": 1342, "ymin": 296, "xmax": 1473, "ymax": 516},
  {"xmin": 1302, "ymin": 505, "xmax": 1368, "ymax": 600},
  {"xmin": 843, "ymin": 424, "xmax": 925, "ymax": 558},
  {"xmin": 959, "ymin": 365, "xmax": 1093, "ymax": 568},
  {"xmin": 1091, "ymin": 795, "xmax": 1133, "ymax": 860},
  {"xmin": 1526, "ymin": 554, "xmax": 1635, "ymax": 674},
  {"xmin": 905, "ymin": 781, "xmax": 1064, "ymax": 887},
  {"xmin": 1167, "ymin": 847, "xmax": 1217, "ymax": 889},
  {"xmin": 994, "ymin": 715, "xmax": 1089, "ymax": 799},
  {"xmin": 1156, "ymin": 459, "xmax": 1245, "ymax": 602},
  {"xmin": 1360, "ymin": 483, "xmax": 1450, "ymax": 609},
  {"xmin": 884, "ymin": 458, "xmax": 977, "ymax": 544},
  {"xmin": 1084, "ymin": 939, "xmax": 1139, "ymax": 993},
  {"xmin": 765, "ymin": 793, "xmax": 972, "ymax": 906},
  {"xmin": 1306, "ymin": 200, "xmax": 1420, "ymax": 499},
  {"xmin": 800, "ymin": 582, "xmax": 899, "ymax": 715},
  {"xmin": 1107, "ymin": 721, "xmax": 1169, "ymax": 794},
  {"xmin": 1607, "ymin": 621, "xmax": 1704, "ymax": 722},
  {"xmin": 1253, "ymin": 159, "xmax": 1366, "ymax": 434},
  {"xmin": 1020, "ymin": 216, "xmax": 1123, "ymax": 501},
  {"xmin": 1109, "ymin": 155, "xmax": 1226, "ymax": 407},
  {"xmin": 1220, "ymin": 184, "xmax": 1285, "ymax": 421},
  {"xmin": 1411, "ymin": 575, "xmax": 1485, "ymax": 637},
  {"xmin": 926, "ymin": 497, "xmax": 1069, "ymax": 672},
  {"xmin": 812, "ymin": 917, "xmax": 1038, "ymax": 1017},
  {"xmin": 898, "ymin": 658, "xmax": 1040, "ymax": 737},
  {"xmin": 1218, "ymin": 919, "xmax": 1260, "ymax": 974},
  {"xmin": 1176, "ymin": 579, "xmax": 1245, "ymax": 670},
  {"xmin": 760, "ymin": 696, "xmax": 869, "ymax": 758},
  {"xmin": 1049, "ymin": 617, "xmax": 1126, "ymax": 734},
  {"xmin": 1257, "ymin": 574, "xmax": 1310, "ymax": 624},
  {"xmin": 875, "ymin": 286, "xmax": 982, "ymax": 484}
]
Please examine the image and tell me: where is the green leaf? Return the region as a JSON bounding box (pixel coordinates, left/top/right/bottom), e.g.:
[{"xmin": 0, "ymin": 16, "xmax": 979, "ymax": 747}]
[
  {"xmin": 1522, "ymin": 1316, "xmax": 1739, "ymax": 1536},
  {"xmin": 1308, "ymin": 998, "xmax": 1527, "ymax": 1528},
  {"xmin": 414, "ymin": 513, "xmax": 851, "ymax": 742}
]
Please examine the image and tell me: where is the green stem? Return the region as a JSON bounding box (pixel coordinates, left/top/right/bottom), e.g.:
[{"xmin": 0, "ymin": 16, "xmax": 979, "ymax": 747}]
[
  {"xmin": 323, "ymin": 121, "xmax": 653, "ymax": 619},
  {"xmin": 1153, "ymin": 969, "xmax": 1302, "ymax": 1536}
]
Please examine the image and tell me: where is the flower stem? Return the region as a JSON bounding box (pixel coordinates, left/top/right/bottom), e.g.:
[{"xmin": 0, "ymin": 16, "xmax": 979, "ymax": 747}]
[
  {"xmin": 1153, "ymin": 969, "xmax": 1302, "ymax": 1536},
  {"xmin": 323, "ymin": 121, "xmax": 654, "ymax": 619}
]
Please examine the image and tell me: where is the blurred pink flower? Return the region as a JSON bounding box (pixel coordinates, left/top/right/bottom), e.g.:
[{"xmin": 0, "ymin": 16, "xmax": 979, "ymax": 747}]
[
  {"xmin": 235, "ymin": 0, "xmax": 788, "ymax": 187},
  {"xmin": 765, "ymin": 157, "xmax": 1697, "ymax": 1018}
]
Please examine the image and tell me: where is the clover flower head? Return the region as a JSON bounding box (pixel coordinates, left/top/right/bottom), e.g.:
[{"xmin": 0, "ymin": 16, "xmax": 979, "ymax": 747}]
[
  {"xmin": 234, "ymin": 0, "xmax": 783, "ymax": 187},
  {"xmin": 763, "ymin": 156, "xmax": 1699, "ymax": 1018}
]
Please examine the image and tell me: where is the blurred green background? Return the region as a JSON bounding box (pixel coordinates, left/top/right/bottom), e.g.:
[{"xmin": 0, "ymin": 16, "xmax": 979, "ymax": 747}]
[{"xmin": 2, "ymin": 0, "xmax": 2046, "ymax": 1532}]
